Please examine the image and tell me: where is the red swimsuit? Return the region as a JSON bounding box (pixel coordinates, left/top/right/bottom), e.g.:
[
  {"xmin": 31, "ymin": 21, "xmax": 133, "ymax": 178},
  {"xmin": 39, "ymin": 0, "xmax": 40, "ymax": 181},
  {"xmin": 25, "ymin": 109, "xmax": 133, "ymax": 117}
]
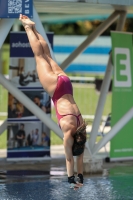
[{"xmin": 52, "ymin": 75, "xmax": 81, "ymax": 127}]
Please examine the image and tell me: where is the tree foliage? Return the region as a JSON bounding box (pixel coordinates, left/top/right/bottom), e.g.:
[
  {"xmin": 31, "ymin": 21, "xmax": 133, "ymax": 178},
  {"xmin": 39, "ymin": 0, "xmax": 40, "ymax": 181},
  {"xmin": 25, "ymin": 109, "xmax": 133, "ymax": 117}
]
[
  {"xmin": 3, "ymin": 18, "xmax": 133, "ymax": 43},
  {"xmin": 48, "ymin": 18, "xmax": 133, "ymax": 36}
]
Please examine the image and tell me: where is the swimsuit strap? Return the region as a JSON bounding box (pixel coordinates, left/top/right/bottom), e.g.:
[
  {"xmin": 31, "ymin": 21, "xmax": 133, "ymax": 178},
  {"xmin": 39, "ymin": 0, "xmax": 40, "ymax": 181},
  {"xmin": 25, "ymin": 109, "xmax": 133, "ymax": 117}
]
[
  {"xmin": 60, "ymin": 113, "xmax": 81, "ymax": 128},
  {"xmin": 73, "ymin": 113, "xmax": 81, "ymax": 127}
]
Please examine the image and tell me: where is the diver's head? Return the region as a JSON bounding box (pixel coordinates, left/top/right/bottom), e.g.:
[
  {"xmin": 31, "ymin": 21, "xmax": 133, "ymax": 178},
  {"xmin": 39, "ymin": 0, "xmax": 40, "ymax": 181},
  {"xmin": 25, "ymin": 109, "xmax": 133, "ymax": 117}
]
[{"xmin": 72, "ymin": 121, "xmax": 87, "ymax": 156}]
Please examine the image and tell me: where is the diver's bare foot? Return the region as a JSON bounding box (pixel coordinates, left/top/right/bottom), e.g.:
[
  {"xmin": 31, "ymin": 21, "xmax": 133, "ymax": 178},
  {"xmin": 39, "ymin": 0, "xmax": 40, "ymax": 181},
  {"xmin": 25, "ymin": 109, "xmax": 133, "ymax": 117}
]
[{"xmin": 19, "ymin": 14, "xmax": 35, "ymax": 29}]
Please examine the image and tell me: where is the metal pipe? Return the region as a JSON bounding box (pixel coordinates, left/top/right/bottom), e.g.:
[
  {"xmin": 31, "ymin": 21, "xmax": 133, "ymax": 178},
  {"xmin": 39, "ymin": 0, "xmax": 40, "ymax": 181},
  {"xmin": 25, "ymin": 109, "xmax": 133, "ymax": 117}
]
[
  {"xmin": 85, "ymin": 140, "xmax": 92, "ymax": 157},
  {"xmin": 89, "ymin": 11, "xmax": 127, "ymax": 150},
  {"xmin": 0, "ymin": 74, "xmax": 63, "ymax": 139},
  {"xmin": 60, "ymin": 11, "xmax": 120, "ymax": 70},
  {"xmin": 116, "ymin": 11, "xmax": 127, "ymax": 30},
  {"xmin": 0, "ymin": 18, "xmax": 15, "ymax": 48},
  {"xmin": 92, "ymin": 107, "xmax": 133, "ymax": 155},
  {"xmin": 89, "ymin": 55, "xmax": 113, "ymax": 150},
  {"xmin": 0, "ymin": 49, "xmax": 2, "ymax": 74},
  {"xmin": 0, "ymin": 120, "xmax": 7, "ymax": 135},
  {"xmin": 32, "ymin": 6, "xmax": 57, "ymax": 62}
]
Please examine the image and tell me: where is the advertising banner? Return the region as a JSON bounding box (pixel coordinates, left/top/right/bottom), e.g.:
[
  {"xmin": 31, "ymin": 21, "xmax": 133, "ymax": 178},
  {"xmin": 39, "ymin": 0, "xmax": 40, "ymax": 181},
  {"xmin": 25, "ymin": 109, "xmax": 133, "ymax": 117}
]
[
  {"xmin": 7, "ymin": 121, "xmax": 50, "ymax": 159},
  {"xmin": 8, "ymin": 89, "xmax": 51, "ymax": 121},
  {"xmin": 9, "ymin": 32, "xmax": 53, "ymax": 89},
  {"xmin": 0, "ymin": 0, "xmax": 33, "ymax": 18},
  {"xmin": 110, "ymin": 31, "xmax": 133, "ymax": 160},
  {"xmin": 7, "ymin": 32, "xmax": 53, "ymax": 160}
]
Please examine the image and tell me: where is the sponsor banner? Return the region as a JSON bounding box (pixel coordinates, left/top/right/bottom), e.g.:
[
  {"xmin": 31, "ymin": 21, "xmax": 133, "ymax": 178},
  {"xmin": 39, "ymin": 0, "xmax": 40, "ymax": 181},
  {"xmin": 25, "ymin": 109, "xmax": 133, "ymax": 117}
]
[
  {"xmin": 8, "ymin": 89, "xmax": 51, "ymax": 120},
  {"xmin": 7, "ymin": 122, "xmax": 50, "ymax": 159},
  {"xmin": 10, "ymin": 32, "xmax": 54, "ymax": 57},
  {"xmin": 0, "ymin": 0, "xmax": 33, "ymax": 18},
  {"xmin": 110, "ymin": 31, "xmax": 133, "ymax": 160},
  {"xmin": 10, "ymin": 32, "xmax": 34, "ymax": 57},
  {"xmin": 9, "ymin": 57, "xmax": 41, "ymax": 88},
  {"xmin": 9, "ymin": 32, "xmax": 53, "ymax": 89},
  {"xmin": 7, "ymin": 32, "xmax": 53, "ymax": 160}
]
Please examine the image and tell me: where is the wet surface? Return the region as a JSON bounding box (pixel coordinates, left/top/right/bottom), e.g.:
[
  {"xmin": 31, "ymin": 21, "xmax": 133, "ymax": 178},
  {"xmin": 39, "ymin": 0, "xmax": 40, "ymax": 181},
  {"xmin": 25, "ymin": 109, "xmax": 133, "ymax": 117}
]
[
  {"xmin": 1, "ymin": 170, "xmax": 49, "ymax": 176},
  {"xmin": 0, "ymin": 175, "xmax": 133, "ymax": 200},
  {"xmin": 0, "ymin": 166, "xmax": 133, "ymax": 200},
  {"xmin": 0, "ymin": 168, "xmax": 66, "ymax": 184}
]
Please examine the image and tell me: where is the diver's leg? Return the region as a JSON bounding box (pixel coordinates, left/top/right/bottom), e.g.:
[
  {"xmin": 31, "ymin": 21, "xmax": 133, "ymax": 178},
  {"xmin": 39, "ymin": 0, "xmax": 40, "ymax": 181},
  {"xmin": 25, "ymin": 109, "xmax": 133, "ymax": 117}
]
[
  {"xmin": 32, "ymin": 25, "xmax": 68, "ymax": 76},
  {"xmin": 22, "ymin": 14, "xmax": 67, "ymax": 76},
  {"xmin": 19, "ymin": 14, "xmax": 58, "ymax": 96}
]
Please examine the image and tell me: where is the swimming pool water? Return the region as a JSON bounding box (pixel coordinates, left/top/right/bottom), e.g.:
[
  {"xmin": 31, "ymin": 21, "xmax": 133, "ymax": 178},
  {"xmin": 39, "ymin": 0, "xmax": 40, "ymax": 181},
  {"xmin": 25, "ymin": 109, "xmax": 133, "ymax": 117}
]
[{"xmin": 0, "ymin": 175, "xmax": 133, "ymax": 200}]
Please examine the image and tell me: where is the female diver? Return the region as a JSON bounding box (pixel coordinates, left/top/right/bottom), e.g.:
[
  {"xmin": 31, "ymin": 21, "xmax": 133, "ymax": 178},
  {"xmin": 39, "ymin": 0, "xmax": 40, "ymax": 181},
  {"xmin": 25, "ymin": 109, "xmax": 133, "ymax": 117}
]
[{"xmin": 19, "ymin": 14, "xmax": 86, "ymax": 190}]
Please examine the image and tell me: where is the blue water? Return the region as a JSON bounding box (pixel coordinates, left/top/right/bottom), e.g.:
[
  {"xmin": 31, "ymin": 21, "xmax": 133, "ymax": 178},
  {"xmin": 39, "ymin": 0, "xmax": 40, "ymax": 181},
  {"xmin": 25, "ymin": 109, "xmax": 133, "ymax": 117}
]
[{"xmin": 0, "ymin": 175, "xmax": 133, "ymax": 200}]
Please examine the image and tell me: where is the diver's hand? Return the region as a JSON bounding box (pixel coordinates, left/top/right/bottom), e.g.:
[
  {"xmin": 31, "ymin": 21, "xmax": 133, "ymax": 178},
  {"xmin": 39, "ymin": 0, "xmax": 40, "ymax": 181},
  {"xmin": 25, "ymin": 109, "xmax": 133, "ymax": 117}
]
[
  {"xmin": 68, "ymin": 175, "xmax": 83, "ymax": 190},
  {"xmin": 70, "ymin": 182, "xmax": 83, "ymax": 190}
]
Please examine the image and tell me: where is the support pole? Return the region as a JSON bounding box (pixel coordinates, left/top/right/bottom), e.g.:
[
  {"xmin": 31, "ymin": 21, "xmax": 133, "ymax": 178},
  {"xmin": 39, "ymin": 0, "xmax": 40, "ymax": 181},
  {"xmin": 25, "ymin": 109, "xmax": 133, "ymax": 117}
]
[
  {"xmin": 0, "ymin": 74, "xmax": 63, "ymax": 139},
  {"xmin": 89, "ymin": 55, "xmax": 113, "ymax": 150},
  {"xmin": 0, "ymin": 18, "xmax": 15, "ymax": 48},
  {"xmin": 92, "ymin": 107, "xmax": 133, "ymax": 155},
  {"xmin": 85, "ymin": 140, "xmax": 92, "ymax": 157},
  {"xmin": 0, "ymin": 120, "xmax": 7, "ymax": 135},
  {"xmin": 60, "ymin": 11, "xmax": 120, "ymax": 70},
  {"xmin": 0, "ymin": 48, "xmax": 2, "ymax": 74},
  {"xmin": 32, "ymin": 6, "xmax": 57, "ymax": 62},
  {"xmin": 89, "ymin": 11, "xmax": 127, "ymax": 150}
]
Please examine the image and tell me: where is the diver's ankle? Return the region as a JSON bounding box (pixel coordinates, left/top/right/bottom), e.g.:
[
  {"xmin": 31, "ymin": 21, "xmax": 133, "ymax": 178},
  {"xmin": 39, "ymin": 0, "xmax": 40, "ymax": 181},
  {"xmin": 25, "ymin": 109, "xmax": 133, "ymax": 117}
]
[
  {"xmin": 77, "ymin": 173, "xmax": 84, "ymax": 184},
  {"xmin": 68, "ymin": 175, "xmax": 76, "ymax": 184}
]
